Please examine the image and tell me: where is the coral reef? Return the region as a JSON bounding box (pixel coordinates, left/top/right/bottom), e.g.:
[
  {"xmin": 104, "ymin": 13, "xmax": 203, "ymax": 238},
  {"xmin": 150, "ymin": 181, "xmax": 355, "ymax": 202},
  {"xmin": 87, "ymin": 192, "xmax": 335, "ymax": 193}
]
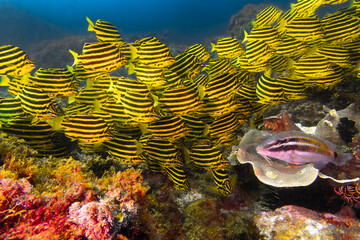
[{"xmin": 0, "ymin": 135, "xmax": 153, "ymax": 239}]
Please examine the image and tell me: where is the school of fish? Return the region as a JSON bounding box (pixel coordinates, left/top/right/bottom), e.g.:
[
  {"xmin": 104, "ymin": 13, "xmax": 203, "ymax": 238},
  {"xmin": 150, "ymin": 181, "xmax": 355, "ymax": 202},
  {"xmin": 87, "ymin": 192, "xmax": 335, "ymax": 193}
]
[{"xmin": 0, "ymin": 0, "xmax": 359, "ymax": 194}]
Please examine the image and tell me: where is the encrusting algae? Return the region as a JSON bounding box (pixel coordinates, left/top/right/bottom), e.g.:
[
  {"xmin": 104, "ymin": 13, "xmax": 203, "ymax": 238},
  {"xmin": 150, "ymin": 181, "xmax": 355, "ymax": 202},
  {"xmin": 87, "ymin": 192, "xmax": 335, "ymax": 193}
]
[{"xmin": 1, "ymin": 0, "xmax": 360, "ymax": 238}]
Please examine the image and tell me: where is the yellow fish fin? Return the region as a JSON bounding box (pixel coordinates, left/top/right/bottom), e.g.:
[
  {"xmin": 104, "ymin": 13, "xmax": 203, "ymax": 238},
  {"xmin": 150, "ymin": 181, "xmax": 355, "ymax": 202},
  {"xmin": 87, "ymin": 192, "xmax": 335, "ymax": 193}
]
[
  {"xmin": 68, "ymin": 49, "xmax": 79, "ymax": 67},
  {"xmin": 66, "ymin": 65, "xmax": 74, "ymax": 74},
  {"xmin": 210, "ymin": 42, "xmax": 216, "ymax": 52},
  {"xmin": 68, "ymin": 95, "xmax": 76, "ymax": 104},
  {"xmin": 0, "ymin": 75, "xmax": 10, "ymax": 86},
  {"xmin": 47, "ymin": 116, "xmax": 64, "ymax": 131},
  {"xmin": 129, "ymin": 45, "xmax": 138, "ymax": 60},
  {"xmin": 243, "ymin": 30, "xmax": 249, "ymax": 43},
  {"xmin": 86, "ymin": 16, "xmax": 95, "ymax": 31},
  {"xmin": 127, "ymin": 61, "xmax": 136, "ymax": 75}
]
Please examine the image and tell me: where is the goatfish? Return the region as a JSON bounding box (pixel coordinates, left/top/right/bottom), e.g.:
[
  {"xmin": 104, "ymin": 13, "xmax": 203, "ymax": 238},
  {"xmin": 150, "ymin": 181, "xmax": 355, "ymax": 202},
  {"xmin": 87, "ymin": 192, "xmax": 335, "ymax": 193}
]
[{"xmin": 256, "ymin": 130, "xmax": 353, "ymax": 170}]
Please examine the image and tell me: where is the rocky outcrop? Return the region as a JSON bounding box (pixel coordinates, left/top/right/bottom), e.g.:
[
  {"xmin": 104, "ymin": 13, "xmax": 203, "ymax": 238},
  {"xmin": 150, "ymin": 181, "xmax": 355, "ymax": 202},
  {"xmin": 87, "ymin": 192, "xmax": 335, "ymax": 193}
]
[{"xmin": 227, "ymin": 3, "xmax": 271, "ymax": 40}]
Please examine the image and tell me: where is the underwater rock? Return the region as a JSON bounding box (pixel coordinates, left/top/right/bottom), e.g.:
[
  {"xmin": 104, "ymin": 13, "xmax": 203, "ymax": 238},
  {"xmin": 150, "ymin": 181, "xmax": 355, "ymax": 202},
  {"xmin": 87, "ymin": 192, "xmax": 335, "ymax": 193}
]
[
  {"xmin": 227, "ymin": 3, "xmax": 271, "ymax": 39},
  {"xmin": 250, "ymin": 205, "xmax": 360, "ymax": 239}
]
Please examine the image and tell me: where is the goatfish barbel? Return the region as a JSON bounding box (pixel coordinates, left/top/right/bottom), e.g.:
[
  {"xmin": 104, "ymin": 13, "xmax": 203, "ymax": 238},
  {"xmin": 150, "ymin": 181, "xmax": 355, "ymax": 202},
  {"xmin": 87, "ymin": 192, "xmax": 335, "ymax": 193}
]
[{"xmin": 256, "ymin": 130, "xmax": 353, "ymax": 170}]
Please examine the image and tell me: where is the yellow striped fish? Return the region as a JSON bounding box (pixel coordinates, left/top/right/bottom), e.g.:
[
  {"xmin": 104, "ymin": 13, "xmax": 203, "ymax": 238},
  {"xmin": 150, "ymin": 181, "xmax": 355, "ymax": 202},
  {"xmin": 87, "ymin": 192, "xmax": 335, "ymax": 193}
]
[
  {"xmin": 196, "ymin": 96, "xmax": 238, "ymax": 118},
  {"xmin": 61, "ymin": 114, "xmax": 113, "ymax": 144},
  {"xmin": 134, "ymin": 38, "xmax": 175, "ymax": 68},
  {"xmin": 205, "ymin": 73, "xmax": 238, "ymax": 100},
  {"xmin": 75, "ymin": 88, "xmax": 108, "ymax": 106},
  {"xmin": 285, "ymin": 14, "xmax": 323, "ymax": 42},
  {"xmin": 86, "ymin": 17, "xmax": 123, "ymax": 46},
  {"xmin": 30, "ymin": 68, "xmax": 78, "ymax": 98},
  {"xmin": 190, "ymin": 141, "xmax": 229, "ymax": 171},
  {"xmin": 211, "ymin": 169, "xmax": 233, "ymax": 195},
  {"xmin": 322, "ymin": 15, "xmax": 360, "ymax": 44},
  {"xmin": 0, "ymin": 98, "xmax": 25, "ymax": 123},
  {"xmin": 0, "ymin": 45, "xmax": 35, "ymax": 78},
  {"xmin": 133, "ymin": 64, "xmax": 167, "ymax": 87},
  {"xmin": 211, "ymin": 37, "xmax": 245, "ymax": 58},
  {"xmin": 253, "ymin": 6, "xmax": 282, "ymax": 26},
  {"xmin": 209, "ymin": 113, "xmax": 240, "ymax": 138},
  {"xmin": 256, "ymin": 71, "xmax": 286, "ymax": 104},
  {"xmin": 1, "ymin": 117, "xmax": 55, "ymax": 149},
  {"xmin": 104, "ymin": 134, "xmax": 143, "ymax": 163},
  {"xmin": 185, "ymin": 43, "xmax": 210, "ymax": 62},
  {"xmin": 70, "ymin": 42, "xmax": 127, "ymax": 72},
  {"xmin": 143, "ymin": 138, "xmax": 182, "ymax": 167},
  {"xmin": 245, "ymin": 40, "xmax": 274, "ymax": 64},
  {"xmin": 291, "ymin": 0, "xmax": 323, "ymax": 16},
  {"xmin": 164, "ymin": 166, "xmax": 190, "ymax": 191},
  {"xmin": 243, "ymin": 26, "xmax": 281, "ymax": 48},
  {"xmin": 168, "ymin": 53, "xmax": 203, "ymax": 79},
  {"xmin": 121, "ymin": 91, "xmax": 159, "ymax": 123},
  {"xmin": 158, "ymin": 85, "xmax": 203, "ymax": 116},
  {"xmin": 147, "ymin": 116, "xmax": 189, "ymax": 140},
  {"xmin": 101, "ymin": 99, "xmax": 134, "ymax": 124},
  {"xmin": 277, "ymin": 75, "xmax": 307, "ymax": 100},
  {"xmin": 315, "ymin": 45, "xmax": 352, "ymax": 69},
  {"xmin": 294, "ymin": 54, "xmax": 333, "ymax": 78},
  {"xmin": 19, "ymin": 86, "xmax": 63, "ymax": 120},
  {"xmin": 68, "ymin": 63, "xmax": 109, "ymax": 82},
  {"xmin": 205, "ymin": 58, "xmax": 237, "ymax": 78},
  {"xmin": 180, "ymin": 115, "xmax": 207, "ymax": 139},
  {"xmin": 273, "ymin": 36, "xmax": 310, "ymax": 59},
  {"xmin": 236, "ymin": 54, "xmax": 269, "ymax": 72}
]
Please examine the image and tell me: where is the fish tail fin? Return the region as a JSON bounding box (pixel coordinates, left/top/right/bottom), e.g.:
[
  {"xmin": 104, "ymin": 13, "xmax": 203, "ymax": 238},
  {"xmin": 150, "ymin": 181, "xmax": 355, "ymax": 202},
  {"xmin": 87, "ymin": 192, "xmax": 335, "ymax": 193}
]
[
  {"xmin": 243, "ymin": 30, "xmax": 249, "ymax": 43},
  {"xmin": 69, "ymin": 49, "xmax": 79, "ymax": 67},
  {"xmin": 0, "ymin": 75, "xmax": 10, "ymax": 86},
  {"xmin": 211, "ymin": 42, "xmax": 216, "ymax": 52},
  {"xmin": 334, "ymin": 152, "xmax": 353, "ymax": 166},
  {"xmin": 86, "ymin": 16, "xmax": 95, "ymax": 31}
]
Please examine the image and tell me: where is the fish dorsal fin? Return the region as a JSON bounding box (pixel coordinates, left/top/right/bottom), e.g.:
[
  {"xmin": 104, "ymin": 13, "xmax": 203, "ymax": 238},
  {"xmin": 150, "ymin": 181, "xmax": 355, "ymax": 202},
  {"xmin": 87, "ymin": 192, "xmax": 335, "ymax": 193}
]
[{"xmin": 86, "ymin": 16, "xmax": 95, "ymax": 31}]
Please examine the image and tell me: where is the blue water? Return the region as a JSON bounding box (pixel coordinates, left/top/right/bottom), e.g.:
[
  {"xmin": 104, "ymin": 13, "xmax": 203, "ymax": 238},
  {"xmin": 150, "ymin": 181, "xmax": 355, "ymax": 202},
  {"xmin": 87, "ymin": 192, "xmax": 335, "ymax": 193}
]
[{"xmin": 0, "ymin": 0, "xmax": 295, "ymax": 45}]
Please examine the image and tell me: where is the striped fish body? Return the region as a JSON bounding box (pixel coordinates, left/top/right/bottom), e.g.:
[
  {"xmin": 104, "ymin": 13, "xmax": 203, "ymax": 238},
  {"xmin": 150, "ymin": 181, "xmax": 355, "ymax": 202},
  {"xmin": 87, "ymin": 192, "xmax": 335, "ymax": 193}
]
[
  {"xmin": 168, "ymin": 53, "xmax": 203, "ymax": 79},
  {"xmin": 143, "ymin": 138, "xmax": 182, "ymax": 167},
  {"xmin": 0, "ymin": 45, "xmax": 35, "ymax": 77},
  {"xmin": 244, "ymin": 26, "xmax": 281, "ymax": 48},
  {"xmin": 291, "ymin": 0, "xmax": 323, "ymax": 15},
  {"xmin": 256, "ymin": 130, "xmax": 352, "ymax": 169},
  {"xmin": 294, "ymin": 55, "xmax": 333, "ymax": 78},
  {"xmin": 190, "ymin": 142, "xmax": 229, "ymax": 171},
  {"xmin": 164, "ymin": 166, "xmax": 190, "ymax": 191},
  {"xmin": 211, "ymin": 169, "xmax": 232, "ymax": 195},
  {"xmin": 256, "ymin": 72, "xmax": 286, "ymax": 104},
  {"xmin": 206, "ymin": 73, "xmax": 238, "ymax": 100},
  {"xmin": 77, "ymin": 42, "xmax": 127, "ymax": 72},
  {"xmin": 70, "ymin": 63, "xmax": 109, "ymax": 82},
  {"xmin": 322, "ymin": 15, "xmax": 360, "ymax": 44},
  {"xmin": 136, "ymin": 39, "xmax": 175, "ymax": 68},
  {"xmin": 285, "ymin": 15, "xmax": 324, "ymax": 42},
  {"xmin": 1, "ymin": 118, "xmax": 55, "ymax": 149},
  {"xmin": 19, "ymin": 86, "xmax": 63, "ymax": 119},
  {"xmin": 253, "ymin": 6, "xmax": 282, "ymax": 26},
  {"xmin": 159, "ymin": 85, "xmax": 203, "ymax": 115},
  {"xmin": 185, "ymin": 44, "xmax": 210, "ymax": 62},
  {"xmin": 205, "ymin": 58, "xmax": 237, "ymax": 78},
  {"xmin": 0, "ymin": 98, "xmax": 25, "ymax": 123},
  {"xmin": 147, "ymin": 116, "xmax": 189, "ymax": 140},
  {"xmin": 211, "ymin": 37, "xmax": 244, "ymax": 58},
  {"xmin": 104, "ymin": 135, "xmax": 142, "ymax": 161},
  {"xmin": 86, "ymin": 17, "xmax": 123, "ymax": 46},
  {"xmin": 61, "ymin": 114, "xmax": 112, "ymax": 144},
  {"xmin": 134, "ymin": 64, "xmax": 167, "ymax": 87},
  {"xmin": 121, "ymin": 91, "xmax": 159, "ymax": 123},
  {"xmin": 31, "ymin": 68, "xmax": 77, "ymax": 97},
  {"xmin": 245, "ymin": 40, "xmax": 274, "ymax": 65}
]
